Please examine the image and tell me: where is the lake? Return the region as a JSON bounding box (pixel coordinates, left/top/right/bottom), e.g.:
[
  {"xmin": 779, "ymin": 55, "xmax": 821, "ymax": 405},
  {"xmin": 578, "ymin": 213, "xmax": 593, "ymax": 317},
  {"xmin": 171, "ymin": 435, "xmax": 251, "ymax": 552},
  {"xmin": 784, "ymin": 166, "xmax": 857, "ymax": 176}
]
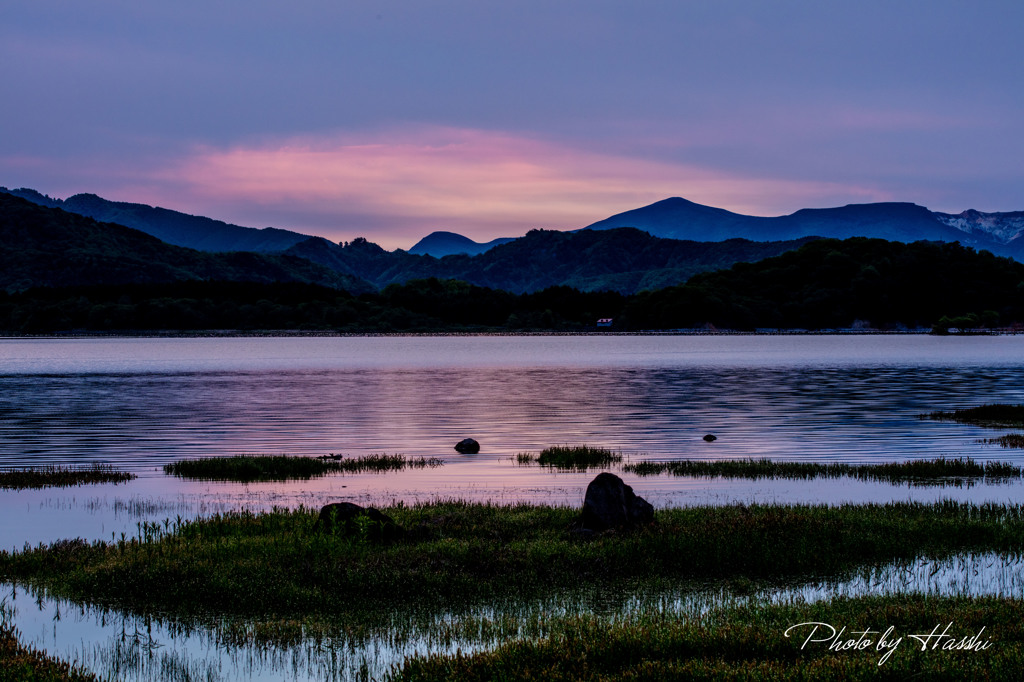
[
  {"xmin": 3, "ymin": 334, "xmax": 1024, "ymax": 548},
  {"xmin": 3, "ymin": 334, "xmax": 1024, "ymax": 681}
]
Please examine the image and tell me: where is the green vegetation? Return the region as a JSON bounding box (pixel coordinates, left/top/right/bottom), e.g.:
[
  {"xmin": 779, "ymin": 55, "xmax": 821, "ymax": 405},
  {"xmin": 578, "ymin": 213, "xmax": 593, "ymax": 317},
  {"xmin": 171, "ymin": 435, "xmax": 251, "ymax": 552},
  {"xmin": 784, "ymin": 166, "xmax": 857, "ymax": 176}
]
[
  {"xmin": 3, "ymin": 501, "xmax": 1024, "ymax": 625},
  {"xmin": 391, "ymin": 596, "xmax": 1023, "ymax": 681},
  {"xmin": 927, "ymin": 404, "xmax": 1024, "ymax": 428},
  {"xmin": 520, "ymin": 445, "xmax": 624, "ymax": 470},
  {"xmin": 623, "ymin": 456, "xmax": 1022, "ymax": 483},
  {"xmin": 0, "ymin": 623, "xmax": 99, "ymax": 682},
  {"xmin": 0, "ymin": 464, "xmax": 134, "ymax": 490},
  {"xmin": 985, "ymin": 435, "xmax": 1024, "ymax": 449},
  {"xmin": 163, "ymin": 453, "xmax": 443, "ymax": 481}
]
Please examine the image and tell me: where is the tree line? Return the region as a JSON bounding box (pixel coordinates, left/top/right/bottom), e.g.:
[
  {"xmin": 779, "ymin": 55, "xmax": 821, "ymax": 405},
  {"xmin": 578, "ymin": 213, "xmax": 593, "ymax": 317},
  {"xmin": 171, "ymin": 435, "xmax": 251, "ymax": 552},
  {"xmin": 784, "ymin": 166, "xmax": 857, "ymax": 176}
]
[{"xmin": 2, "ymin": 238, "xmax": 1023, "ymax": 333}]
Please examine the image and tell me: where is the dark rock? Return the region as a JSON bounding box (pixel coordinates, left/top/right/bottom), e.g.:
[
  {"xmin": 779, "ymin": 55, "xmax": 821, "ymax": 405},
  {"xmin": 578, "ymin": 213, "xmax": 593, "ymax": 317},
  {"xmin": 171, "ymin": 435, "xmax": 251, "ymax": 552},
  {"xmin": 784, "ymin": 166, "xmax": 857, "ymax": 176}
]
[
  {"xmin": 703, "ymin": 434, "xmax": 717, "ymax": 442},
  {"xmin": 579, "ymin": 472, "xmax": 654, "ymax": 532},
  {"xmin": 455, "ymin": 438, "xmax": 480, "ymax": 454},
  {"xmin": 313, "ymin": 502, "xmax": 404, "ymax": 542}
]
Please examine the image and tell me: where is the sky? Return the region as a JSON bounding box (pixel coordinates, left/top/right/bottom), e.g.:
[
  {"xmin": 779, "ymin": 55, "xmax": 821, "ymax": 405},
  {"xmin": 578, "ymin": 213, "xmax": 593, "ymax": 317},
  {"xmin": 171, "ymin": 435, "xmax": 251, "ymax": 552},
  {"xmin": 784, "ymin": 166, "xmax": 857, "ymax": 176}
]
[{"xmin": 2, "ymin": 1, "xmax": 1022, "ymax": 250}]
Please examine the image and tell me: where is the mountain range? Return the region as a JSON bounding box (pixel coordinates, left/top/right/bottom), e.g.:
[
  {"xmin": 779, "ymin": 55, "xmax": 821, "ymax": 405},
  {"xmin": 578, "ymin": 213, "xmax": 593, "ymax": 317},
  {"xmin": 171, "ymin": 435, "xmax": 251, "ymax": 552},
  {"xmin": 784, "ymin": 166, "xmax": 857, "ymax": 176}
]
[
  {"xmin": 3, "ymin": 185, "xmax": 1024, "ymax": 298},
  {"xmin": 9, "ymin": 186, "xmax": 1024, "ymax": 261},
  {"xmin": 0, "ymin": 193, "xmax": 371, "ymax": 293},
  {"xmin": 2, "ymin": 187, "xmax": 311, "ymax": 253},
  {"xmin": 583, "ymin": 197, "xmax": 1024, "ymax": 258},
  {"xmin": 407, "ymin": 231, "xmax": 516, "ymax": 257}
]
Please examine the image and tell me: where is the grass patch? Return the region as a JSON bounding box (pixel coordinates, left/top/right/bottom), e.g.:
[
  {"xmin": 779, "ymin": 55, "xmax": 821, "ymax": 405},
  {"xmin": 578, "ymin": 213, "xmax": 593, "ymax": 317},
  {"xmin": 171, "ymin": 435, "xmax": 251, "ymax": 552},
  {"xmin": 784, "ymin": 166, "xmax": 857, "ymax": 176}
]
[
  {"xmin": 623, "ymin": 457, "xmax": 1022, "ymax": 484},
  {"xmin": 926, "ymin": 403, "xmax": 1024, "ymax": 428},
  {"xmin": 525, "ymin": 445, "xmax": 623, "ymax": 470},
  {"xmin": 0, "ymin": 464, "xmax": 134, "ymax": 490},
  {"xmin": 390, "ymin": 595, "xmax": 1024, "ymax": 681},
  {"xmin": 3, "ymin": 501, "xmax": 1024, "ymax": 626},
  {"xmin": 0, "ymin": 623, "xmax": 99, "ymax": 681},
  {"xmin": 984, "ymin": 435, "xmax": 1024, "ymax": 449},
  {"xmin": 163, "ymin": 453, "xmax": 443, "ymax": 481}
]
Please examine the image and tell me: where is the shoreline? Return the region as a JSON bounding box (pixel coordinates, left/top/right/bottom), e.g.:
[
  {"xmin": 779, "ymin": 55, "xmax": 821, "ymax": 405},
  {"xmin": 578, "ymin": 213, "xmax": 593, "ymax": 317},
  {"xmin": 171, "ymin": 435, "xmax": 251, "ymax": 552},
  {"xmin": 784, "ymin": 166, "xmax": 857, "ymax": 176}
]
[{"xmin": 1, "ymin": 328, "xmax": 1014, "ymax": 339}]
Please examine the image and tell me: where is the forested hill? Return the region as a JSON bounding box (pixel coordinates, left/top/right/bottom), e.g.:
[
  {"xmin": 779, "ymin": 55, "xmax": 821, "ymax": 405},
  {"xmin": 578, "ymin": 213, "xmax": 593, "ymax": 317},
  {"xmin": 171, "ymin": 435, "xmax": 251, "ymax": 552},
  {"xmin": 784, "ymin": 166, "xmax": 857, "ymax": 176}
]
[
  {"xmin": 2, "ymin": 187, "xmax": 312, "ymax": 252},
  {"xmin": 622, "ymin": 238, "xmax": 1024, "ymax": 331},
  {"xmin": 4, "ymin": 238, "xmax": 1023, "ymax": 334},
  {"xmin": 0, "ymin": 193, "xmax": 373, "ymax": 293},
  {"xmin": 287, "ymin": 228, "xmax": 819, "ymax": 294}
]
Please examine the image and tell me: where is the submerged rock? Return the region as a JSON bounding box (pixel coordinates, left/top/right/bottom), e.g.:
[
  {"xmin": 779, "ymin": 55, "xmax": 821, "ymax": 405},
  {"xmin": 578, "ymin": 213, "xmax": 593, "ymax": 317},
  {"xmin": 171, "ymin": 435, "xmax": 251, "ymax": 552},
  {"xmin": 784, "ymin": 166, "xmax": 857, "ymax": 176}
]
[
  {"xmin": 455, "ymin": 438, "xmax": 481, "ymax": 454},
  {"xmin": 313, "ymin": 502, "xmax": 404, "ymax": 542},
  {"xmin": 578, "ymin": 472, "xmax": 654, "ymax": 532}
]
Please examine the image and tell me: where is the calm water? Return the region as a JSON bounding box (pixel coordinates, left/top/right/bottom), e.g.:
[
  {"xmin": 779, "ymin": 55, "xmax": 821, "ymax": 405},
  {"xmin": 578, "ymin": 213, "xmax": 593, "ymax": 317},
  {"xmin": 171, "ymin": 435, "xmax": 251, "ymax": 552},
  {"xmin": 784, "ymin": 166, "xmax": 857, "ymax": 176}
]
[
  {"xmin": 2, "ymin": 334, "xmax": 1024, "ymax": 548},
  {"xmin": 4, "ymin": 335, "xmax": 1024, "ymax": 681},
  {"xmin": 3, "ymin": 334, "xmax": 1024, "ymax": 469}
]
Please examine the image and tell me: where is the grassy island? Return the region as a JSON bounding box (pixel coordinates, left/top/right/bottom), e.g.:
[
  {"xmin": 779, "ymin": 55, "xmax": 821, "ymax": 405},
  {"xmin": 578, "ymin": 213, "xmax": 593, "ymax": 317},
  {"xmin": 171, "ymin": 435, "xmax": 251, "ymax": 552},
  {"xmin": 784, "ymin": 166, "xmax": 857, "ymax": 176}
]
[
  {"xmin": 623, "ymin": 456, "xmax": 1022, "ymax": 483},
  {"xmin": 163, "ymin": 453, "xmax": 443, "ymax": 481},
  {"xmin": 518, "ymin": 445, "xmax": 624, "ymax": 470},
  {"xmin": 926, "ymin": 404, "xmax": 1024, "ymax": 428},
  {"xmin": 0, "ymin": 464, "xmax": 134, "ymax": 490},
  {"xmin": 3, "ymin": 501, "xmax": 1024, "ymax": 620}
]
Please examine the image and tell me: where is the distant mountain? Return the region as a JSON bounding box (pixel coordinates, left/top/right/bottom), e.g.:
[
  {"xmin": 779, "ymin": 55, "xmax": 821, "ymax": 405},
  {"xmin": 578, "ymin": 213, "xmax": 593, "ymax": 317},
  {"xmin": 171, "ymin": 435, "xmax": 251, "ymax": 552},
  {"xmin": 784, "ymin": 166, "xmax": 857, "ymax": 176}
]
[
  {"xmin": 0, "ymin": 193, "xmax": 373, "ymax": 293},
  {"xmin": 584, "ymin": 197, "xmax": 1020, "ymax": 257},
  {"xmin": 408, "ymin": 231, "xmax": 516, "ymax": 257},
  {"xmin": 288, "ymin": 228, "xmax": 816, "ymax": 294},
  {"xmin": 933, "ymin": 209, "xmax": 1024, "ymax": 246},
  {"xmin": 1, "ymin": 187, "xmax": 313, "ymax": 252}
]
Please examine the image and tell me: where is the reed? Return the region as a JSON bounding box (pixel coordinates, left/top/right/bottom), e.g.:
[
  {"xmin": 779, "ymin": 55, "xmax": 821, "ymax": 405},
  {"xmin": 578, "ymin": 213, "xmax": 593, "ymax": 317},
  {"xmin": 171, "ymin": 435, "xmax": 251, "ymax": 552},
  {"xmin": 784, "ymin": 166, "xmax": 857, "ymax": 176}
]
[
  {"xmin": 0, "ymin": 464, "xmax": 134, "ymax": 490},
  {"xmin": 926, "ymin": 403, "xmax": 1024, "ymax": 427},
  {"xmin": 623, "ymin": 456, "xmax": 1022, "ymax": 483},
  {"xmin": 163, "ymin": 453, "xmax": 443, "ymax": 481},
  {"xmin": 0, "ymin": 623, "xmax": 99, "ymax": 681},
  {"xmin": 532, "ymin": 445, "xmax": 623, "ymax": 470},
  {"xmin": 983, "ymin": 435, "xmax": 1024, "ymax": 449}
]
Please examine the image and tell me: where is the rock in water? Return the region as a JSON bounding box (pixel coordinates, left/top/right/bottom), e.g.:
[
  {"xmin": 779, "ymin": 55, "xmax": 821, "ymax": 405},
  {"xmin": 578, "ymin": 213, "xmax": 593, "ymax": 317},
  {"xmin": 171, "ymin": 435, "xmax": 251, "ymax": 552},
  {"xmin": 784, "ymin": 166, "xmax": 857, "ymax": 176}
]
[
  {"xmin": 314, "ymin": 502, "xmax": 404, "ymax": 542},
  {"xmin": 703, "ymin": 434, "xmax": 717, "ymax": 442},
  {"xmin": 455, "ymin": 438, "xmax": 480, "ymax": 454},
  {"xmin": 580, "ymin": 472, "xmax": 654, "ymax": 531}
]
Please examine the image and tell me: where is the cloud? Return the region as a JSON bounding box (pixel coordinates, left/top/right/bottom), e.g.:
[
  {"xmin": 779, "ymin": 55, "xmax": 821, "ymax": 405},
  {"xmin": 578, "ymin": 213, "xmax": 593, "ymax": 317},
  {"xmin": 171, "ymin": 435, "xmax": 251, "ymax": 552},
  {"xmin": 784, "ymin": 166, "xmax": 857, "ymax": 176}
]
[{"xmin": 141, "ymin": 126, "xmax": 883, "ymax": 248}]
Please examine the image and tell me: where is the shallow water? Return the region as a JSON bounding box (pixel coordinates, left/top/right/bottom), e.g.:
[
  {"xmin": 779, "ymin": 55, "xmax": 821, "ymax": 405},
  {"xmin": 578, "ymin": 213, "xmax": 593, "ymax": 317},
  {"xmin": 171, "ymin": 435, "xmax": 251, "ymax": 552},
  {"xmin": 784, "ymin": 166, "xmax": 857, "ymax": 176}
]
[{"xmin": 5, "ymin": 551, "xmax": 1023, "ymax": 682}]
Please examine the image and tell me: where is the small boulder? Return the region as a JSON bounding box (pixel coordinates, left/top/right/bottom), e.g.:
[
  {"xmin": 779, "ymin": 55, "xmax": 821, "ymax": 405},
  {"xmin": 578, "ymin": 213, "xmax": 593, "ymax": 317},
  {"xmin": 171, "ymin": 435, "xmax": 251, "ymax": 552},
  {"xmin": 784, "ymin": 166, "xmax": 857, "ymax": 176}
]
[
  {"xmin": 314, "ymin": 502, "xmax": 404, "ymax": 543},
  {"xmin": 455, "ymin": 438, "xmax": 480, "ymax": 454},
  {"xmin": 579, "ymin": 472, "xmax": 654, "ymax": 532},
  {"xmin": 703, "ymin": 434, "xmax": 717, "ymax": 442}
]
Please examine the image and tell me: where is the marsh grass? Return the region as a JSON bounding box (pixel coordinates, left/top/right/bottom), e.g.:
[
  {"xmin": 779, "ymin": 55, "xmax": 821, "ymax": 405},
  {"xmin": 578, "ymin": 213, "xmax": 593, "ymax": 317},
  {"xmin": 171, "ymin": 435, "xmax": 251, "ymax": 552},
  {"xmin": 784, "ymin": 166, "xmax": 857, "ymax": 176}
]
[
  {"xmin": 523, "ymin": 445, "xmax": 623, "ymax": 470},
  {"xmin": 390, "ymin": 595, "xmax": 1024, "ymax": 681},
  {"xmin": 4, "ymin": 501, "xmax": 1024, "ymax": 631},
  {"xmin": 926, "ymin": 403, "xmax": 1024, "ymax": 428},
  {"xmin": 984, "ymin": 435, "xmax": 1024, "ymax": 449},
  {"xmin": 623, "ymin": 456, "xmax": 1022, "ymax": 484},
  {"xmin": 163, "ymin": 453, "xmax": 443, "ymax": 481},
  {"xmin": 0, "ymin": 622, "xmax": 99, "ymax": 681},
  {"xmin": 0, "ymin": 464, "xmax": 134, "ymax": 490}
]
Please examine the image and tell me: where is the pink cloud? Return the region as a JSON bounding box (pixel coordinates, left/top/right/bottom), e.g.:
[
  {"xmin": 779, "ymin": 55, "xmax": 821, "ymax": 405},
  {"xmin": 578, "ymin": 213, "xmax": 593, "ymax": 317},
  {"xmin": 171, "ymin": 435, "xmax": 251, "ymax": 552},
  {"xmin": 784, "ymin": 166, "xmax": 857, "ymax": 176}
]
[{"xmin": 148, "ymin": 126, "xmax": 884, "ymax": 248}]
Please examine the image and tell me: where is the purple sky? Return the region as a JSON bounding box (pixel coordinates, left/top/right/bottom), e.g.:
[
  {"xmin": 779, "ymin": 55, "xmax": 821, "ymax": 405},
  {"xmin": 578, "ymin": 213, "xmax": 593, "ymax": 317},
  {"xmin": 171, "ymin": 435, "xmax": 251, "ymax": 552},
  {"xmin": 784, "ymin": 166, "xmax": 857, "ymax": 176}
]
[{"xmin": 3, "ymin": 1, "xmax": 1022, "ymax": 249}]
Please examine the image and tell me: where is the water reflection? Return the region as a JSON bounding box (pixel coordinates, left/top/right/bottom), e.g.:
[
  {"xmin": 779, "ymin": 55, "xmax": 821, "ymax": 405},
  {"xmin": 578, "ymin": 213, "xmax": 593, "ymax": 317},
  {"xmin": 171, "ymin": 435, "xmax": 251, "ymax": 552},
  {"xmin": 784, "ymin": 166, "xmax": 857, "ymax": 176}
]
[
  {"xmin": 2, "ymin": 360, "xmax": 1024, "ymax": 471},
  {"xmin": 5, "ymin": 551, "xmax": 1023, "ymax": 682}
]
